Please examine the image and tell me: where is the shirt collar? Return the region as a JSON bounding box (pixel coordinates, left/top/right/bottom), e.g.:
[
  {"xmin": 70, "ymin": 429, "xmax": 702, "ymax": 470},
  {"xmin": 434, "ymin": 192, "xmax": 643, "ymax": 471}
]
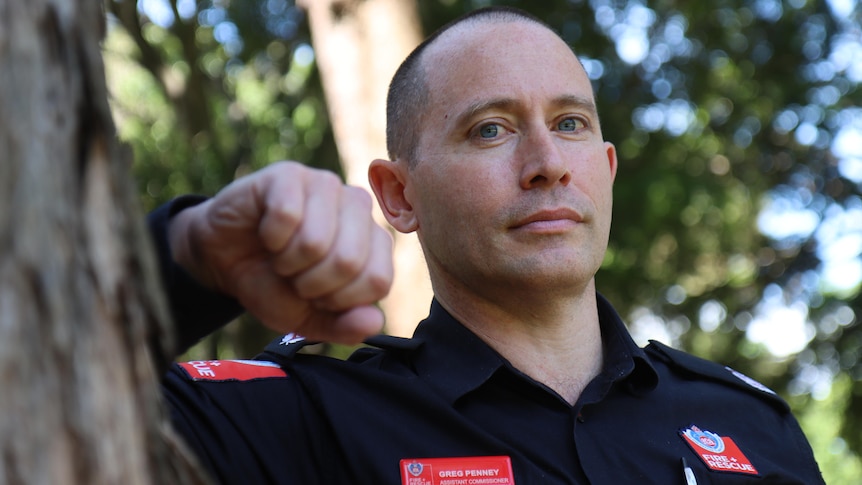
[
  {"xmin": 411, "ymin": 300, "xmax": 506, "ymax": 404},
  {"xmin": 410, "ymin": 294, "xmax": 658, "ymax": 405},
  {"xmin": 592, "ymin": 293, "xmax": 659, "ymax": 398}
]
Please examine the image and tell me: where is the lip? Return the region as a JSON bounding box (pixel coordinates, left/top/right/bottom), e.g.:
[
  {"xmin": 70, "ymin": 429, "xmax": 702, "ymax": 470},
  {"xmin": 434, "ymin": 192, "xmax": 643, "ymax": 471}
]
[{"xmin": 510, "ymin": 208, "xmax": 585, "ymax": 229}]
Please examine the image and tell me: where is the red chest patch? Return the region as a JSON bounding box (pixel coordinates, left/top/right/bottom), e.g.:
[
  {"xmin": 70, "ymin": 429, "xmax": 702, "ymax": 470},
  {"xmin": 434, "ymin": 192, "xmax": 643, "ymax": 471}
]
[
  {"xmin": 178, "ymin": 360, "xmax": 287, "ymax": 381},
  {"xmin": 680, "ymin": 424, "xmax": 759, "ymax": 476}
]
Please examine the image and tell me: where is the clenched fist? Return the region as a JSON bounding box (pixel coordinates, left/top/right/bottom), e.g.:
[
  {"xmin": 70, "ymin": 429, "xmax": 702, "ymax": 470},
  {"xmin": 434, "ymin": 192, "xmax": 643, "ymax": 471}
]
[{"xmin": 168, "ymin": 162, "xmax": 393, "ymax": 344}]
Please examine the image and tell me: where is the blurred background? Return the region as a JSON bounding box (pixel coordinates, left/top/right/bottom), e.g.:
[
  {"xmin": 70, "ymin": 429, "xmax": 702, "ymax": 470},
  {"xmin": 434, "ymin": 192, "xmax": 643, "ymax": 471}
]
[{"xmin": 102, "ymin": 0, "xmax": 861, "ymax": 482}]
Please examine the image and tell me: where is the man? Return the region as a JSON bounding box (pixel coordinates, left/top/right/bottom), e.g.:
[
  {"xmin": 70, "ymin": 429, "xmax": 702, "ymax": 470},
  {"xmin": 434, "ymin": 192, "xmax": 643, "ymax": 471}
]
[{"xmin": 157, "ymin": 7, "xmax": 825, "ymax": 484}]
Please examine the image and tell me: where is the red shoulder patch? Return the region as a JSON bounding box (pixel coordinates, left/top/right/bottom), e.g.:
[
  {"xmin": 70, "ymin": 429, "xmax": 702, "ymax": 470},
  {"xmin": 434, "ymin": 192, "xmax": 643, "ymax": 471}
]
[{"xmin": 178, "ymin": 360, "xmax": 287, "ymax": 382}]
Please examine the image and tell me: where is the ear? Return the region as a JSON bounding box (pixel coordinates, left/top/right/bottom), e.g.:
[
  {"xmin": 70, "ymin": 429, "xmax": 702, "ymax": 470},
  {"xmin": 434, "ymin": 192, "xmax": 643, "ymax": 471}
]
[
  {"xmin": 604, "ymin": 141, "xmax": 618, "ymax": 182},
  {"xmin": 368, "ymin": 159, "xmax": 418, "ymax": 234}
]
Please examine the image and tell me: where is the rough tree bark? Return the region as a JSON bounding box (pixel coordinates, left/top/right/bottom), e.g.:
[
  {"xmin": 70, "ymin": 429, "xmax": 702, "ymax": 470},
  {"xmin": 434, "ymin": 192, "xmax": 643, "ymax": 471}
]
[
  {"xmin": 0, "ymin": 1, "xmax": 206, "ymax": 483},
  {"xmin": 299, "ymin": 0, "xmax": 432, "ymax": 337}
]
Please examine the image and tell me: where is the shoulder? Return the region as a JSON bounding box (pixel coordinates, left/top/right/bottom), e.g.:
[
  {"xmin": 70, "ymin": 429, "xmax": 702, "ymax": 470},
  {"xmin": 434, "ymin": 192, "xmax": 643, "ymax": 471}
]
[
  {"xmin": 644, "ymin": 339, "xmax": 789, "ymax": 413},
  {"xmin": 642, "ymin": 341, "xmax": 826, "ymax": 482},
  {"xmin": 349, "ymin": 334, "xmax": 422, "ymax": 364},
  {"xmin": 250, "ymin": 332, "xmax": 422, "ymax": 377}
]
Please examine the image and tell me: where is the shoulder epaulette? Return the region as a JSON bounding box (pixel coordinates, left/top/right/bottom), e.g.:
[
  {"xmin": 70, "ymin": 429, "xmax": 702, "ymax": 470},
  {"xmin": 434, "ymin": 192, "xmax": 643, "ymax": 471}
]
[
  {"xmin": 349, "ymin": 334, "xmax": 421, "ymax": 363},
  {"xmin": 364, "ymin": 334, "xmax": 421, "ymax": 351},
  {"xmin": 645, "ymin": 340, "xmax": 789, "ymax": 413},
  {"xmin": 259, "ymin": 332, "xmax": 422, "ymax": 366},
  {"xmin": 260, "ymin": 333, "xmax": 316, "ymax": 365}
]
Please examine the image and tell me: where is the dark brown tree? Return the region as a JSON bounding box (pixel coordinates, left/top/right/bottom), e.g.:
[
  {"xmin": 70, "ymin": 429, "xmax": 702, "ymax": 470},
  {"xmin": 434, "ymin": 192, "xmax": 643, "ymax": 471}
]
[{"xmin": 0, "ymin": 1, "xmax": 206, "ymax": 482}]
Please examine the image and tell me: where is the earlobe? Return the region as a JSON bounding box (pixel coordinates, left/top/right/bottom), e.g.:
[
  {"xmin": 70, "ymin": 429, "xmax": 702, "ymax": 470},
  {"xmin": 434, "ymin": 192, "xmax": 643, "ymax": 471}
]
[{"xmin": 368, "ymin": 159, "xmax": 419, "ymax": 234}]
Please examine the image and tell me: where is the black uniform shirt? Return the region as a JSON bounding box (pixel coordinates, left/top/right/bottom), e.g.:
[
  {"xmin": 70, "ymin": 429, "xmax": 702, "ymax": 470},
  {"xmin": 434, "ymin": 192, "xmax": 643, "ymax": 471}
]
[
  {"xmin": 164, "ymin": 297, "xmax": 824, "ymax": 484},
  {"xmin": 153, "ymin": 200, "xmax": 824, "ymax": 484}
]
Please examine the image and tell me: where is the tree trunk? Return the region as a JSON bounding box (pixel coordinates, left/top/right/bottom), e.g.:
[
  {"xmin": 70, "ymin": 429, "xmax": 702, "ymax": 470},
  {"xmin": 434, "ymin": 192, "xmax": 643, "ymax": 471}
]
[
  {"xmin": 299, "ymin": 0, "xmax": 432, "ymax": 337},
  {"xmin": 0, "ymin": 1, "xmax": 206, "ymax": 483}
]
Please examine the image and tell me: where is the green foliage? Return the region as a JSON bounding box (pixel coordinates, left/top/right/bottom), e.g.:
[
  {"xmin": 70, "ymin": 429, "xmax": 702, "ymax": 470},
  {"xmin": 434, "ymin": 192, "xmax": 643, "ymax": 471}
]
[
  {"xmin": 794, "ymin": 373, "xmax": 862, "ymax": 484},
  {"xmin": 105, "ymin": 0, "xmax": 337, "ymax": 213},
  {"xmin": 106, "ymin": 0, "xmax": 861, "ymax": 479}
]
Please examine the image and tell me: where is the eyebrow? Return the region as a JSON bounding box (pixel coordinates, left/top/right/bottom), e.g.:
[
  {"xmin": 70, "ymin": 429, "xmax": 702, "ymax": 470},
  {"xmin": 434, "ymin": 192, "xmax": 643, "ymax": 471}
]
[
  {"xmin": 551, "ymin": 94, "xmax": 599, "ymax": 118},
  {"xmin": 454, "ymin": 98, "xmax": 519, "ymax": 129},
  {"xmin": 453, "ymin": 94, "xmax": 599, "ymax": 129}
]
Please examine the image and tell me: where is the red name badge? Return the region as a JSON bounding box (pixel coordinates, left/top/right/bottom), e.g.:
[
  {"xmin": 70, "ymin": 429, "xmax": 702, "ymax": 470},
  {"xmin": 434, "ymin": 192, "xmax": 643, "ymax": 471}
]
[
  {"xmin": 680, "ymin": 425, "xmax": 759, "ymax": 476},
  {"xmin": 400, "ymin": 456, "xmax": 515, "ymax": 485}
]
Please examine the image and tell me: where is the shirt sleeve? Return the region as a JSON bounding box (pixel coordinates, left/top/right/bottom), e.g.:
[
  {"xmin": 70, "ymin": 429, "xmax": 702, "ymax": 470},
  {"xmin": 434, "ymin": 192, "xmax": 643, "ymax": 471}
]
[{"xmin": 162, "ymin": 359, "xmax": 339, "ymax": 484}]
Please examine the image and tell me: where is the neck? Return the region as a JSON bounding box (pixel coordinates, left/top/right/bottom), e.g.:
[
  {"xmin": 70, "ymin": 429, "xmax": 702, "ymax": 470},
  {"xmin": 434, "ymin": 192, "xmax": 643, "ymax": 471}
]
[{"xmin": 435, "ymin": 281, "xmax": 604, "ymax": 405}]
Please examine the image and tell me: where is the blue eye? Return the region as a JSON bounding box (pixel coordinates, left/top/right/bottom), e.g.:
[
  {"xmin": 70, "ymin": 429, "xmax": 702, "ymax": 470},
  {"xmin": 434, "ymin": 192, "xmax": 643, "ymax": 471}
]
[
  {"xmin": 479, "ymin": 124, "xmax": 500, "ymax": 138},
  {"xmin": 558, "ymin": 118, "xmax": 583, "ymax": 132}
]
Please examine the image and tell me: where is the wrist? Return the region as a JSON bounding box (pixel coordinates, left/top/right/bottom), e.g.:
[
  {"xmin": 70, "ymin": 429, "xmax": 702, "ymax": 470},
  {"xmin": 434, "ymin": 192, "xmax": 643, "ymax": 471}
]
[{"xmin": 168, "ymin": 200, "xmax": 218, "ymax": 291}]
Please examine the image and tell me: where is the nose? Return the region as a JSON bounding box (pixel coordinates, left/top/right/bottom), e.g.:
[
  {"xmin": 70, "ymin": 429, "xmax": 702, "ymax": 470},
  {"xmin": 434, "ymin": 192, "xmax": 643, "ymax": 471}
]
[{"xmin": 518, "ymin": 129, "xmax": 572, "ymax": 189}]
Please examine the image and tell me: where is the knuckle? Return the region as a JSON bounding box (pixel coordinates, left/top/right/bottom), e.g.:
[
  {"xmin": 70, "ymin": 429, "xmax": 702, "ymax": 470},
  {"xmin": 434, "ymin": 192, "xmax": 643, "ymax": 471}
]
[
  {"xmin": 345, "ymin": 185, "xmax": 373, "ymax": 207},
  {"xmin": 372, "ymin": 227, "xmax": 395, "ymax": 254},
  {"xmin": 295, "ymin": 237, "xmax": 328, "ymax": 261},
  {"xmin": 366, "ymin": 270, "xmax": 393, "ymax": 297},
  {"xmin": 268, "ymin": 203, "xmax": 303, "ymax": 228},
  {"xmin": 316, "ymin": 169, "xmax": 342, "ymax": 189},
  {"xmin": 269, "ymin": 159, "xmax": 301, "ymax": 173},
  {"xmin": 332, "ymin": 253, "xmax": 363, "ymax": 278}
]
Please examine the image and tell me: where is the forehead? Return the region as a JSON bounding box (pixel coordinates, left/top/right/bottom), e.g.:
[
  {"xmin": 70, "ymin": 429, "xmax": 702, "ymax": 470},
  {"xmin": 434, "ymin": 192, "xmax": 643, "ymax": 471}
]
[{"xmin": 421, "ymin": 20, "xmax": 593, "ymax": 113}]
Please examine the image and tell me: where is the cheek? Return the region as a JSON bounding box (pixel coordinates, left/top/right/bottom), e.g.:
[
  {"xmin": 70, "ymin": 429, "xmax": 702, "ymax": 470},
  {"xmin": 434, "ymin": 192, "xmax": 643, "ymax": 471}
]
[
  {"xmin": 575, "ymin": 153, "xmax": 615, "ymax": 199},
  {"xmin": 415, "ymin": 159, "xmax": 494, "ymax": 207},
  {"xmin": 418, "ymin": 184, "xmax": 473, "ymax": 228},
  {"xmin": 414, "ymin": 174, "xmax": 501, "ymax": 248},
  {"xmin": 411, "ymin": 146, "xmax": 519, "ymax": 233}
]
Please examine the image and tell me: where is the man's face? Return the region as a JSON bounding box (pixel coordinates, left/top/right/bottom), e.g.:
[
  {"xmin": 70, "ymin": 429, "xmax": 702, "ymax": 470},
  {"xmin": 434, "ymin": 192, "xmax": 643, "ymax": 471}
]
[{"xmin": 404, "ymin": 20, "xmax": 617, "ymax": 300}]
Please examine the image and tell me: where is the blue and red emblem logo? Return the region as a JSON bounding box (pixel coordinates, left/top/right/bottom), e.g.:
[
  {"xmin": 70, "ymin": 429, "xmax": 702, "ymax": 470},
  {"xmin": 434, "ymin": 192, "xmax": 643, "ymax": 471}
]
[
  {"xmin": 682, "ymin": 425, "xmax": 725, "ymax": 453},
  {"xmin": 406, "ymin": 461, "xmax": 423, "ymax": 477}
]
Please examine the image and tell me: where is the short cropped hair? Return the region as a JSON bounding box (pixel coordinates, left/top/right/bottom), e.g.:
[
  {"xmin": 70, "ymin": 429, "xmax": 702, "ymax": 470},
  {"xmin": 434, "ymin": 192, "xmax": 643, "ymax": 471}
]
[{"xmin": 385, "ymin": 7, "xmax": 551, "ymax": 167}]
